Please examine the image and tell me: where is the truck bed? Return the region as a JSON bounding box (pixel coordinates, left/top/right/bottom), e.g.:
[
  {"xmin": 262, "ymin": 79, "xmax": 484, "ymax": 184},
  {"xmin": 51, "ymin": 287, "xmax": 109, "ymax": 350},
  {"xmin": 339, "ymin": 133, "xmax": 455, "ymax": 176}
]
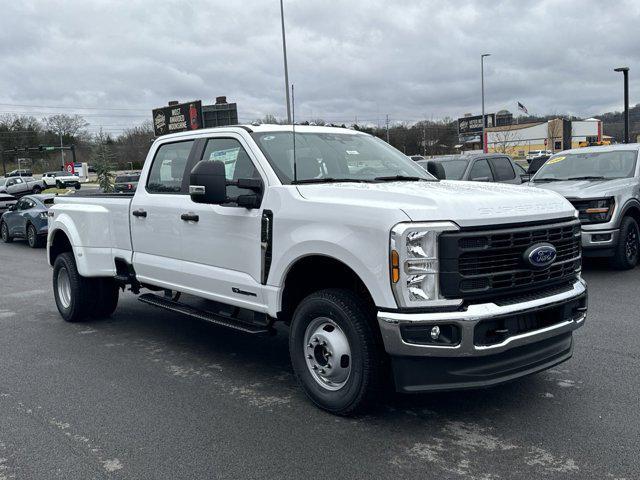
[{"xmin": 52, "ymin": 194, "xmax": 134, "ymax": 255}]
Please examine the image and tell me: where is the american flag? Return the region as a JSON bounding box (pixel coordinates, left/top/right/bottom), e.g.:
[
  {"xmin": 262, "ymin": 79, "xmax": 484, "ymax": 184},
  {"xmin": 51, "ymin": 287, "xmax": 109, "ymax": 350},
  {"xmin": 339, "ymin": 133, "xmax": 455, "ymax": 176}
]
[{"xmin": 517, "ymin": 101, "xmax": 529, "ymax": 114}]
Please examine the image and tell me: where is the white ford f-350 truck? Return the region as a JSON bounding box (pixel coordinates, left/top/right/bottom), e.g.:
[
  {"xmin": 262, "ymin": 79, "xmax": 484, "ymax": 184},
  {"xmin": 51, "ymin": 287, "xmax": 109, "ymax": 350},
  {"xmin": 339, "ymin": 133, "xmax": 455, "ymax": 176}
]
[{"xmin": 47, "ymin": 125, "xmax": 587, "ymax": 414}]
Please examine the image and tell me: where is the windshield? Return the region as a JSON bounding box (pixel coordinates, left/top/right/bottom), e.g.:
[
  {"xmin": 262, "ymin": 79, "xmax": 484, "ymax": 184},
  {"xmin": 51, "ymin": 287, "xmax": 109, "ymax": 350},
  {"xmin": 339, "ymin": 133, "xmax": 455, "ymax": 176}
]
[
  {"xmin": 251, "ymin": 131, "xmax": 433, "ymax": 184},
  {"xmin": 533, "ymin": 150, "xmax": 638, "ymax": 181}
]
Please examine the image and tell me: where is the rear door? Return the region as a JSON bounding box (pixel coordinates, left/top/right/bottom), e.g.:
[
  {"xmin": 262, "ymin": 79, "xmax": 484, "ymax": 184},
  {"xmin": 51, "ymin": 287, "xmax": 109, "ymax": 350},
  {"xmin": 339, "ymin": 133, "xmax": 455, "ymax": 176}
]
[
  {"xmin": 8, "ymin": 197, "xmax": 33, "ymax": 235},
  {"xmin": 489, "ymin": 156, "xmax": 520, "ymax": 184},
  {"xmin": 130, "ymin": 138, "xmax": 197, "ymax": 288}
]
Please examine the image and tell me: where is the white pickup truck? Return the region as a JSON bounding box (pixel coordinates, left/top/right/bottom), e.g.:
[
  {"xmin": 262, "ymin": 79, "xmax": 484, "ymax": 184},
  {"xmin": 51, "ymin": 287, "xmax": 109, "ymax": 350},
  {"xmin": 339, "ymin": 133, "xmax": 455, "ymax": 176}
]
[{"xmin": 47, "ymin": 125, "xmax": 587, "ymax": 414}]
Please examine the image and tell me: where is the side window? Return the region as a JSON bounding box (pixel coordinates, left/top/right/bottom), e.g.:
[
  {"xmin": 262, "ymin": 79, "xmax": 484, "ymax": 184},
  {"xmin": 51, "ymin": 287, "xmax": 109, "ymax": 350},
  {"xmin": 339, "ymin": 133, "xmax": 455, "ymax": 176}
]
[
  {"xmin": 16, "ymin": 199, "xmax": 30, "ymax": 210},
  {"xmin": 469, "ymin": 159, "xmax": 494, "ymax": 181},
  {"xmin": 201, "ymin": 138, "xmax": 261, "ymax": 197},
  {"xmin": 6, "ymin": 179, "xmax": 16, "ymax": 187},
  {"xmin": 146, "ymin": 140, "xmax": 194, "ymax": 193},
  {"xmin": 491, "ymin": 157, "xmax": 516, "ymax": 181}
]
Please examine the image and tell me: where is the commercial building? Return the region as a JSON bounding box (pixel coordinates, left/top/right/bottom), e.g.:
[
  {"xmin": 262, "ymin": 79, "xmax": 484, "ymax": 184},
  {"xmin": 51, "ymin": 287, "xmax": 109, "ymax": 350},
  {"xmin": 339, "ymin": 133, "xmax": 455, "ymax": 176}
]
[{"xmin": 484, "ymin": 117, "xmax": 603, "ymax": 158}]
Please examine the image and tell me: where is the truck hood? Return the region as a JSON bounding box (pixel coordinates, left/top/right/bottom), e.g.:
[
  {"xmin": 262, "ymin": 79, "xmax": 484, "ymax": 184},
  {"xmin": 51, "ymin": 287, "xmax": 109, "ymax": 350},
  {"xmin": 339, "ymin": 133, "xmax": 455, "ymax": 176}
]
[
  {"xmin": 297, "ymin": 180, "xmax": 575, "ymax": 227},
  {"xmin": 525, "ymin": 178, "xmax": 635, "ymax": 199}
]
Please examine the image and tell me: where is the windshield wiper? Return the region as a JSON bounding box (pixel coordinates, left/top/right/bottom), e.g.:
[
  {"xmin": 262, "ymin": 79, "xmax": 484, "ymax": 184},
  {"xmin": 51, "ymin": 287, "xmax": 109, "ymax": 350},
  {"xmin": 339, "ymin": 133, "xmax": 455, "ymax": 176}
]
[
  {"xmin": 533, "ymin": 178, "xmax": 562, "ymax": 182},
  {"xmin": 373, "ymin": 175, "xmax": 429, "ymax": 182},
  {"xmin": 566, "ymin": 176, "xmax": 606, "ymax": 181},
  {"xmin": 292, "ymin": 177, "xmax": 373, "ymax": 185}
]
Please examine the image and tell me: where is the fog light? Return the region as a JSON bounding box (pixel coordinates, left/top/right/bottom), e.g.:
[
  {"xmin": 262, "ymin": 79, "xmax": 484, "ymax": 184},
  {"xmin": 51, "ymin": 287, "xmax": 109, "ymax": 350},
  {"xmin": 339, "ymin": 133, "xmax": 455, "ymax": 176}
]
[
  {"xmin": 400, "ymin": 324, "xmax": 461, "ymax": 346},
  {"xmin": 592, "ymin": 233, "xmax": 612, "ymax": 242},
  {"xmin": 430, "ymin": 326, "xmax": 440, "ymax": 340}
]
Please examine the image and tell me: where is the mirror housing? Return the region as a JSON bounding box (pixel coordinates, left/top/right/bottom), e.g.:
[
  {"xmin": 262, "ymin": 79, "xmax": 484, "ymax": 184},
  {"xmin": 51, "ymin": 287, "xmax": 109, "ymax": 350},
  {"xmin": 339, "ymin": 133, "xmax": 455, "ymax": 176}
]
[
  {"xmin": 189, "ymin": 160, "xmax": 227, "ymax": 204},
  {"xmin": 425, "ymin": 160, "xmax": 446, "ymax": 180},
  {"xmin": 8, "ymin": 204, "xmax": 16, "ymax": 211}
]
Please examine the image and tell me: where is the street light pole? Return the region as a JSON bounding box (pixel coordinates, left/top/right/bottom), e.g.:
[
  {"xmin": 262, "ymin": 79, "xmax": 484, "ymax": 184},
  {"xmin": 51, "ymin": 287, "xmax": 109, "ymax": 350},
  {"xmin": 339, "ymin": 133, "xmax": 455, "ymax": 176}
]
[
  {"xmin": 279, "ymin": 0, "xmax": 292, "ymax": 124},
  {"xmin": 481, "ymin": 53, "xmax": 491, "ymax": 153},
  {"xmin": 614, "ymin": 67, "xmax": 630, "ymax": 143}
]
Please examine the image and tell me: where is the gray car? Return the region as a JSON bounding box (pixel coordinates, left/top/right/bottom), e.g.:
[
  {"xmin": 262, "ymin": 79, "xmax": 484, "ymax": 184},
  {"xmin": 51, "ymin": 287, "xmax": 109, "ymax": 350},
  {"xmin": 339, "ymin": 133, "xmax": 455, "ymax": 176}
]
[
  {"xmin": 528, "ymin": 144, "xmax": 640, "ymax": 269},
  {"xmin": 0, "ymin": 194, "xmax": 55, "ymax": 248},
  {"xmin": 417, "ymin": 154, "xmax": 526, "ymax": 184}
]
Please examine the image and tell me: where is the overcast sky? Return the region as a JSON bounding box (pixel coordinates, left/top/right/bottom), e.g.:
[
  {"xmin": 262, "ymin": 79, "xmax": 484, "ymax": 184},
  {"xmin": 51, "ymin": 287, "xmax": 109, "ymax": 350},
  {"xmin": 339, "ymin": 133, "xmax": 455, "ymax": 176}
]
[{"xmin": 1, "ymin": 0, "xmax": 638, "ymax": 134}]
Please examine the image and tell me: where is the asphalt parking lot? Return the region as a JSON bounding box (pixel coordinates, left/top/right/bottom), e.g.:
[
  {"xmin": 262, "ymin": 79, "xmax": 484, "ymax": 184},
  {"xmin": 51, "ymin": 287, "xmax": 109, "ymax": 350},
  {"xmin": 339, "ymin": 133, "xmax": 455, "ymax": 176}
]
[{"xmin": 0, "ymin": 241, "xmax": 638, "ymax": 480}]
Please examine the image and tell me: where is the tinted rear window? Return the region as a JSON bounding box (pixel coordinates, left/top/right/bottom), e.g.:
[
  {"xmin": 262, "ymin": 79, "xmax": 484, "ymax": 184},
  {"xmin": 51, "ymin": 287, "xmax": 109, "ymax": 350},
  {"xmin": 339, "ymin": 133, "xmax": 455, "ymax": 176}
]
[{"xmin": 115, "ymin": 175, "xmax": 139, "ymax": 183}]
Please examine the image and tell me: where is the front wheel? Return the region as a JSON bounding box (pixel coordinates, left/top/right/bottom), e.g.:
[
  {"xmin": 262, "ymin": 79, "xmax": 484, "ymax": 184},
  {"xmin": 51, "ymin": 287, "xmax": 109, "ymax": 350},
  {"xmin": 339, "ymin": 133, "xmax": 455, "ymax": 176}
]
[
  {"xmin": 289, "ymin": 289, "xmax": 382, "ymax": 415},
  {"xmin": 612, "ymin": 216, "xmax": 639, "ymax": 270},
  {"xmin": 53, "ymin": 252, "xmax": 99, "ymax": 322},
  {"xmin": 32, "ymin": 185, "xmax": 42, "ymax": 194},
  {"xmin": 1, "ymin": 221, "xmax": 12, "ymax": 243}
]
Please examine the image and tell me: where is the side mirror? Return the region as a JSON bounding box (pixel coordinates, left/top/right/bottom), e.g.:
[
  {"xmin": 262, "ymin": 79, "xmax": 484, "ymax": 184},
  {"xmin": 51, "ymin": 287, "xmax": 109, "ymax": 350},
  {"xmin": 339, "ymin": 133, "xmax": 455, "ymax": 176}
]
[
  {"xmin": 189, "ymin": 160, "xmax": 227, "ymax": 204},
  {"xmin": 426, "ymin": 160, "xmax": 446, "ymax": 180},
  {"xmin": 8, "ymin": 204, "xmax": 16, "ymax": 211}
]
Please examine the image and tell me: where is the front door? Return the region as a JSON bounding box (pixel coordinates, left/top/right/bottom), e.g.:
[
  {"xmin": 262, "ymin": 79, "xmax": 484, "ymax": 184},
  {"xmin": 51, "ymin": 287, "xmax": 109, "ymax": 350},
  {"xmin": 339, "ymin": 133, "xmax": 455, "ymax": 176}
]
[{"xmin": 178, "ymin": 134, "xmax": 267, "ymax": 310}]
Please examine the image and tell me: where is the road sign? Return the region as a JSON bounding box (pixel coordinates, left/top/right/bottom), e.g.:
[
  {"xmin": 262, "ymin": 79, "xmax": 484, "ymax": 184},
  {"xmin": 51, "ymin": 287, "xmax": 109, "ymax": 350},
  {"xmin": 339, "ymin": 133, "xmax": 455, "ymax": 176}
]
[{"xmin": 65, "ymin": 162, "xmax": 75, "ymax": 174}]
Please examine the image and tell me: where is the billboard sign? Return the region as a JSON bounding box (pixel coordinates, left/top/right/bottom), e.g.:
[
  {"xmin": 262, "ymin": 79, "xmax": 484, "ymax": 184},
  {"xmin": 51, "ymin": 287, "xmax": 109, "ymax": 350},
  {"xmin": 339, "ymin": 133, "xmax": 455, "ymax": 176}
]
[
  {"xmin": 64, "ymin": 161, "xmax": 75, "ymax": 175},
  {"xmin": 457, "ymin": 114, "xmax": 495, "ymax": 135},
  {"xmin": 152, "ymin": 100, "xmax": 203, "ymax": 136}
]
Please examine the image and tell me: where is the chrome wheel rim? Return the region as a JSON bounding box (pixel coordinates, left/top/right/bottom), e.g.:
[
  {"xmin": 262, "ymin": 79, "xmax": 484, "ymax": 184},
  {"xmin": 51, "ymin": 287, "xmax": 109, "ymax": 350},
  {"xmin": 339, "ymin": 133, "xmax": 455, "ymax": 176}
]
[
  {"xmin": 57, "ymin": 267, "xmax": 72, "ymax": 309},
  {"xmin": 625, "ymin": 226, "xmax": 638, "ymax": 261},
  {"xmin": 303, "ymin": 317, "xmax": 351, "ymax": 391},
  {"xmin": 27, "ymin": 226, "xmax": 35, "ymax": 246}
]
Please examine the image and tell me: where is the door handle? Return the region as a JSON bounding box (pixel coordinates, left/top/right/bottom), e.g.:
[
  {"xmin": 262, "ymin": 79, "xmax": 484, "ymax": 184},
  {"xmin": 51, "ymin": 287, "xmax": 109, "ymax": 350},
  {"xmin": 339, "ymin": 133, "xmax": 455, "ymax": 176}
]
[
  {"xmin": 181, "ymin": 213, "xmax": 199, "ymax": 222},
  {"xmin": 132, "ymin": 209, "xmax": 147, "ymax": 218}
]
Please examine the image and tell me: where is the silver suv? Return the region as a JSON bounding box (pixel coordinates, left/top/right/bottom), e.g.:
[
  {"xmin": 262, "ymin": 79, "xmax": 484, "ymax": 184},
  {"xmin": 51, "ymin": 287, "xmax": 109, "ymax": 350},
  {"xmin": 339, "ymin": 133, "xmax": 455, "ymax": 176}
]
[{"xmin": 528, "ymin": 144, "xmax": 640, "ymax": 269}]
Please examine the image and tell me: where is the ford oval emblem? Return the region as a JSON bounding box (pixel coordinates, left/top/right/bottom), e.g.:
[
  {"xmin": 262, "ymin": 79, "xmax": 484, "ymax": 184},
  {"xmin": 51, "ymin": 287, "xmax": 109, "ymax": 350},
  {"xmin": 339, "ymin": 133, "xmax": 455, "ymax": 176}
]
[{"xmin": 524, "ymin": 243, "xmax": 557, "ymax": 269}]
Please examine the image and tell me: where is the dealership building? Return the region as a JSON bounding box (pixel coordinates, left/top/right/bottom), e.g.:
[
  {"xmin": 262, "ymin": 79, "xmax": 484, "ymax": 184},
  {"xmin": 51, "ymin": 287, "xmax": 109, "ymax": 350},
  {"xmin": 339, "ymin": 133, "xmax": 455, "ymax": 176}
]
[{"xmin": 458, "ymin": 111, "xmax": 604, "ymax": 157}]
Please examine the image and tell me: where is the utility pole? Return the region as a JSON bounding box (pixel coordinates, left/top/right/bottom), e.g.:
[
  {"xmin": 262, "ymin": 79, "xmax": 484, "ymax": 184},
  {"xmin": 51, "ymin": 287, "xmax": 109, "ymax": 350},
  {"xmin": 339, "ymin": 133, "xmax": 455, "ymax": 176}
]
[
  {"xmin": 385, "ymin": 114, "xmax": 390, "ymax": 143},
  {"xmin": 279, "ymin": 0, "xmax": 292, "ymax": 124},
  {"xmin": 59, "ymin": 132, "xmax": 65, "ymax": 169},
  {"xmin": 481, "ymin": 53, "xmax": 491, "ymax": 152},
  {"xmin": 422, "ymin": 121, "xmax": 426, "ymax": 156},
  {"xmin": 614, "ymin": 67, "xmax": 630, "ymax": 143}
]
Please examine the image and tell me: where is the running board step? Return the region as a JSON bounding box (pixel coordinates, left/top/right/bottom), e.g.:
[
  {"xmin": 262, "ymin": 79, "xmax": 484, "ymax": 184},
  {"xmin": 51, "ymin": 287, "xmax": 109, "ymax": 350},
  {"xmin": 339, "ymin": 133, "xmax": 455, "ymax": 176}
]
[{"xmin": 138, "ymin": 293, "xmax": 272, "ymax": 335}]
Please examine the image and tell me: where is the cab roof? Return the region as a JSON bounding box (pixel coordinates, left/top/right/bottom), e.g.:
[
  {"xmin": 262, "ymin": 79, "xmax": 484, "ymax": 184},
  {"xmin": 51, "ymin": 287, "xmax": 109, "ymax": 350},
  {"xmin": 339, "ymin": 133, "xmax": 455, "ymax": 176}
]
[{"xmin": 153, "ymin": 124, "xmax": 364, "ymax": 142}]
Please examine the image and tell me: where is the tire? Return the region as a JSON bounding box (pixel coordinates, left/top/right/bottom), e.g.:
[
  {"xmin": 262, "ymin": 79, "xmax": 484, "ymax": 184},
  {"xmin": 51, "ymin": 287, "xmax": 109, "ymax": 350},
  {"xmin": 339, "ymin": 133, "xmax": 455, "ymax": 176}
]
[
  {"xmin": 612, "ymin": 216, "xmax": 640, "ymax": 270},
  {"xmin": 26, "ymin": 223, "xmax": 44, "ymax": 248},
  {"xmin": 74, "ymin": 183, "xmax": 81, "ymax": 190},
  {"xmin": 52, "ymin": 252, "xmax": 99, "ymax": 322},
  {"xmin": 0, "ymin": 221, "xmax": 12, "ymax": 243},
  {"xmin": 289, "ymin": 288, "xmax": 382, "ymax": 415},
  {"xmin": 56, "ymin": 181, "xmax": 63, "ymax": 189},
  {"xmin": 32, "ymin": 185, "xmax": 42, "ymax": 194},
  {"xmin": 92, "ymin": 278, "xmax": 120, "ymax": 318}
]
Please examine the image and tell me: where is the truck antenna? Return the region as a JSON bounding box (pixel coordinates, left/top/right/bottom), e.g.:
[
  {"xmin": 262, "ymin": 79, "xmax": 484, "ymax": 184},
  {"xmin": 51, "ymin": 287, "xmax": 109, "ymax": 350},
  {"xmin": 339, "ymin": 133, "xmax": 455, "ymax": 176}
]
[{"xmin": 292, "ymin": 84, "xmax": 298, "ymax": 183}]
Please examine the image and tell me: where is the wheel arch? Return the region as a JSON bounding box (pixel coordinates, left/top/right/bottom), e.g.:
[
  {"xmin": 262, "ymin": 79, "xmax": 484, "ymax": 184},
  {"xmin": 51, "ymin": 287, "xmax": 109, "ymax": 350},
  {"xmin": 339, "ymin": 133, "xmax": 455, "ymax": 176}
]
[
  {"xmin": 48, "ymin": 228, "xmax": 74, "ymax": 266},
  {"xmin": 620, "ymin": 199, "xmax": 640, "ymax": 226},
  {"xmin": 278, "ymin": 254, "xmax": 377, "ymax": 325}
]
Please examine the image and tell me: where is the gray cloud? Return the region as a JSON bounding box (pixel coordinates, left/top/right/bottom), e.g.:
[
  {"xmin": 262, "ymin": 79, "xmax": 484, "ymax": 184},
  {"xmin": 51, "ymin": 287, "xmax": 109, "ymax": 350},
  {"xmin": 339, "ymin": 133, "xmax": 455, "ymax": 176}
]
[{"xmin": 0, "ymin": 0, "xmax": 638, "ymax": 134}]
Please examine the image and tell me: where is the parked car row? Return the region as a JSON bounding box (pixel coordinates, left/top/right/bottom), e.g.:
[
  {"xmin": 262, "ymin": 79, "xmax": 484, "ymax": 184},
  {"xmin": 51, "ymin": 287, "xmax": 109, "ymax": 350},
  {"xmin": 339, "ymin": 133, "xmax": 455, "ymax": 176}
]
[
  {"xmin": 1, "ymin": 194, "xmax": 54, "ymax": 248},
  {"xmin": 415, "ymin": 145, "xmax": 640, "ymax": 270}
]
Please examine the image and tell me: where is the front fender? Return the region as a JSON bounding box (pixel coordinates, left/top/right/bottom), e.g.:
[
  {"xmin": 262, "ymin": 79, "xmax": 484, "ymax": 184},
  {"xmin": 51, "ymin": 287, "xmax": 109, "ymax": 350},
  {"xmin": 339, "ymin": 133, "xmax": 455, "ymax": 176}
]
[{"xmin": 268, "ymin": 226, "xmax": 397, "ymax": 310}]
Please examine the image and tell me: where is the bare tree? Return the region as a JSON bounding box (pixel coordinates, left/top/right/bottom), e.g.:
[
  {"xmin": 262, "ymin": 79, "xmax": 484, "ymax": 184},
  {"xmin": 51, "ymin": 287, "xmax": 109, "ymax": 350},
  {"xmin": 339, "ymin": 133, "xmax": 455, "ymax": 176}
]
[
  {"xmin": 42, "ymin": 114, "xmax": 89, "ymax": 139},
  {"xmin": 492, "ymin": 126, "xmax": 521, "ymax": 155}
]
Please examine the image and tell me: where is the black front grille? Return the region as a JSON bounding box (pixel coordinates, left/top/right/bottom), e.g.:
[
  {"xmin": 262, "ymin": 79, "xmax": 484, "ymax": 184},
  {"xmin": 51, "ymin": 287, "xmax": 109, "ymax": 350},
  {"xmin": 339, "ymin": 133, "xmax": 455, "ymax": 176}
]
[
  {"xmin": 439, "ymin": 219, "xmax": 581, "ymax": 302},
  {"xmin": 473, "ymin": 293, "xmax": 586, "ymax": 346}
]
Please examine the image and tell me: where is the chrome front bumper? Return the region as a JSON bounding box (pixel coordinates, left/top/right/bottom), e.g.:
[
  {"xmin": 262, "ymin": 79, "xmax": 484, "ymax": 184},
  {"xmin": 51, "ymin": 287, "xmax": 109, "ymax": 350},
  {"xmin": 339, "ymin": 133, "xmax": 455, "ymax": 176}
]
[
  {"xmin": 377, "ymin": 279, "xmax": 587, "ymax": 357},
  {"xmin": 581, "ymin": 228, "xmax": 619, "ymax": 248}
]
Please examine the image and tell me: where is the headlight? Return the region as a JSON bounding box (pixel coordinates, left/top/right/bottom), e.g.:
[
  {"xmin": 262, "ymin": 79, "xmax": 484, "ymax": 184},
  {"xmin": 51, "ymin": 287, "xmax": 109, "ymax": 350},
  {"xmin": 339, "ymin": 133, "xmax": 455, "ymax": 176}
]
[
  {"xmin": 39, "ymin": 212, "xmax": 48, "ymax": 220},
  {"xmin": 390, "ymin": 221, "xmax": 462, "ymax": 308},
  {"xmin": 573, "ymin": 197, "xmax": 615, "ymax": 224}
]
